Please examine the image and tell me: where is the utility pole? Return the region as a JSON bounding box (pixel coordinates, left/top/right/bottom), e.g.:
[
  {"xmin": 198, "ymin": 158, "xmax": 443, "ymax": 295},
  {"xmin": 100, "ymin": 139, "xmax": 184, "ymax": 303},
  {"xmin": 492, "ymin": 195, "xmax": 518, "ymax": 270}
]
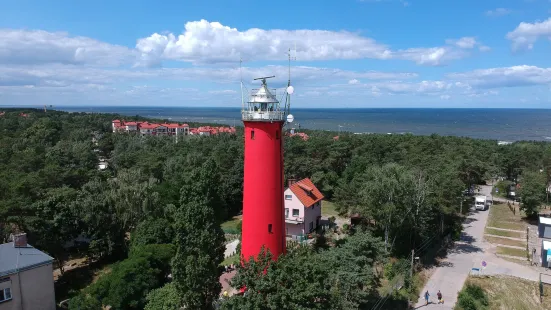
[{"xmin": 410, "ymin": 249, "xmax": 414, "ymax": 280}]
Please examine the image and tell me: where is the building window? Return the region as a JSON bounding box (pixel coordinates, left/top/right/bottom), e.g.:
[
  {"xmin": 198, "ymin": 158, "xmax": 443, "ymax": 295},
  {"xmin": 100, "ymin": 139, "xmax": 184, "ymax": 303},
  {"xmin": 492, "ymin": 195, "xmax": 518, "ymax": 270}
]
[
  {"xmin": 285, "ymin": 195, "xmax": 292, "ymax": 200},
  {"xmin": 309, "ymin": 222, "xmax": 313, "ymax": 232},
  {"xmin": 292, "ymin": 209, "xmax": 299, "ymax": 217},
  {"xmin": 268, "ymin": 224, "xmax": 272, "ymax": 233},
  {"xmin": 285, "ymin": 208, "xmax": 289, "ymax": 218},
  {"xmin": 0, "ymin": 288, "xmax": 12, "ymax": 302},
  {"xmin": 251, "ymin": 130, "xmax": 255, "ymax": 140}
]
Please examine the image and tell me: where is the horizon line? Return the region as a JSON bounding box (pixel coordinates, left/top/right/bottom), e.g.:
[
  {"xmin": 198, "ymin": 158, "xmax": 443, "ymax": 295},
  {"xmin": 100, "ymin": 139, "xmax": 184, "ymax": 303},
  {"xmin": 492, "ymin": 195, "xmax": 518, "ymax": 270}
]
[{"xmin": 1, "ymin": 105, "xmax": 551, "ymax": 110}]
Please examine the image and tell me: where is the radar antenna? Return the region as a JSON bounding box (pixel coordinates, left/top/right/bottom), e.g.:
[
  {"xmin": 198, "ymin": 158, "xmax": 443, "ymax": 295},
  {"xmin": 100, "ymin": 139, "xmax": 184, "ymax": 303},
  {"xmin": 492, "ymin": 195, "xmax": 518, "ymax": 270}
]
[{"xmin": 253, "ymin": 76, "xmax": 275, "ymax": 86}]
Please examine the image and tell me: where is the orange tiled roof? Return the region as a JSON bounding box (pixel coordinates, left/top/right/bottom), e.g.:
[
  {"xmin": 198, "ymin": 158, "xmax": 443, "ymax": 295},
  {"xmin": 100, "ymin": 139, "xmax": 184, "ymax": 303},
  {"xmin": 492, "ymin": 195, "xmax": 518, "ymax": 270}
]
[{"xmin": 288, "ymin": 178, "xmax": 324, "ymax": 208}]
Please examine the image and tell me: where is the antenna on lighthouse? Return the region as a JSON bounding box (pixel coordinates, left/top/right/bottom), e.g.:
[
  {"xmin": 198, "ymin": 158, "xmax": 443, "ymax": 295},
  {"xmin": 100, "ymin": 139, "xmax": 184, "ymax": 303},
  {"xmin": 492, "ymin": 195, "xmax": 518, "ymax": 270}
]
[
  {"xmin": 240, "ymin": 57, "xmax": 244, "ymax": 112},
  {"xmin": 284, "ymin": 47, "xmax": 296, "ymax": 127}
]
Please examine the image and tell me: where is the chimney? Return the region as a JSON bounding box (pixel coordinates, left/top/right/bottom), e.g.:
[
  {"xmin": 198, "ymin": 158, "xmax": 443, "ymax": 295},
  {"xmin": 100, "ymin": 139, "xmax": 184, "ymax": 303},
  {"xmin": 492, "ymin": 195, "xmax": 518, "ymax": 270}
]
[
  {"xmin": 288, "ymin": 179, "xmax": 296, "ymax": 188},
  {"xmin": 13, "ymin": 233, "xmax": 28, "ymax": 248}
]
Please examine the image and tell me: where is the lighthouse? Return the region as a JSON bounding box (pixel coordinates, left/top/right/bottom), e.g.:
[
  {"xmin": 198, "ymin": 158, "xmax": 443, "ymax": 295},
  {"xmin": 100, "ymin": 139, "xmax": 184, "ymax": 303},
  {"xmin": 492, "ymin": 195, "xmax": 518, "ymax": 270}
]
[{"xmin": 240, "ymin": 75, "xmax": 293, "ymax": 262}]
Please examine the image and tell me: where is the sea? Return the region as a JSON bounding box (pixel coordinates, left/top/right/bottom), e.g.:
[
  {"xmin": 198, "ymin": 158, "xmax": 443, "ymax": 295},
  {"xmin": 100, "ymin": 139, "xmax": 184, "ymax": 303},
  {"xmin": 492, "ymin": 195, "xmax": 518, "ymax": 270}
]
[{"xmin": 57, "ymin": 106, "xmax": 551, "ymax": 142}]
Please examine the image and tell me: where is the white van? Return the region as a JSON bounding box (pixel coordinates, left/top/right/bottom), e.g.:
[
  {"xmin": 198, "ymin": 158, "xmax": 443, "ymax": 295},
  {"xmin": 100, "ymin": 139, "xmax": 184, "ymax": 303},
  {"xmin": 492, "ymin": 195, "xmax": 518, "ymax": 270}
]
[{"xmin": 475, "ymin": 195, "xmax": 487, "ymax": 211}]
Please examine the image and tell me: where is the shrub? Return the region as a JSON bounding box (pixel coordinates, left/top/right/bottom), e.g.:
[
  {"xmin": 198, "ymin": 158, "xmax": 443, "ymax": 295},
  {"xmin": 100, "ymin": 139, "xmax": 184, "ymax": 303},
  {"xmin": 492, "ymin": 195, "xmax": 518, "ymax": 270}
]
[{"xmin": 456, "ymin": 284, "xmax": 488, "ymax": 310}]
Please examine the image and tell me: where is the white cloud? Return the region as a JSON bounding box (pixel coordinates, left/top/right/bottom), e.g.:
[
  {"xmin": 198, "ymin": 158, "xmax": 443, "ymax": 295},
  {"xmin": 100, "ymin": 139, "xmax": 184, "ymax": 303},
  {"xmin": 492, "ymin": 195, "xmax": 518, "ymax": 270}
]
[
  {"xmin": 0, "ymin": 24, "xmax": 482, "ymax": 69},
  {"xmin": 343, "ymin": 79, "xmax": 452, "ymax": 95},
  {"xmin": 448, "ymin": 65, "xmax": 551, "ymax": 88},
  {"xmin": 348, "ymin": 79, "xmax": 360, "ymax": 84},
  {"xmin": 0, "ymin": 64, "xmax": 418, "ymax": 89},
  {"xmin": 209, "ymin": 89, "xmax": 238, "ymax": 94},
  {"xmin": 136, "ymin": 19, "xmax": 477, "ymax": 67},
  {"xmin": 446, "ymin": 37, "xmax": 477, "ymax": 49},
  {"xmin": 486, "ymin": 8, "xmax": 512, "ymax": 17},
  {"xmin": 440, "ymin": 94, "xmax": 451, "ymax": 100},
  {"xmin": 506, "ymin": 17, "xmax": 551, "ymax": 51},
  {"xmin": 445, "ymin": 37, "xmax": 490, "ymax": 52},
  {"xmin": 0, "ymin": 29, "xmax": 133, "ymax": 66}
]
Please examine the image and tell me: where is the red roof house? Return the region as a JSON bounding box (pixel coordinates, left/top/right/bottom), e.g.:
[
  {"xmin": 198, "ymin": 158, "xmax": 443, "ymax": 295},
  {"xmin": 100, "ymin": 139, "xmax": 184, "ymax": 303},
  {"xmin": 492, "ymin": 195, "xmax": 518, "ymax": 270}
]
[{"xmin": 284, "ymin": 178, "xmax": 325, "ymax": 237}]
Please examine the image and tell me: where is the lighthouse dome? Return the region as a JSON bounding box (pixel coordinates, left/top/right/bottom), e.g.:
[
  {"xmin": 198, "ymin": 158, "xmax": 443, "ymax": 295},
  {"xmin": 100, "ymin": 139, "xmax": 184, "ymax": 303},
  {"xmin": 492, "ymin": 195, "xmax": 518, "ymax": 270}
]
[{"xmin": 249, "ymin": 84, "xmax": 279, "ymax": 104}]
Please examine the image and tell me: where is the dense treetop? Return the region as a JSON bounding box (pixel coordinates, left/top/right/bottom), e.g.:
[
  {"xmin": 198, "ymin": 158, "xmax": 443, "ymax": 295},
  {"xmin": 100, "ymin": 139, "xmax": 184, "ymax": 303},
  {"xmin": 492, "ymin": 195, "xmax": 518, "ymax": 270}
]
[{"xmin": 1, "ymin": 108, "xmax": 550, "ymax": 309}]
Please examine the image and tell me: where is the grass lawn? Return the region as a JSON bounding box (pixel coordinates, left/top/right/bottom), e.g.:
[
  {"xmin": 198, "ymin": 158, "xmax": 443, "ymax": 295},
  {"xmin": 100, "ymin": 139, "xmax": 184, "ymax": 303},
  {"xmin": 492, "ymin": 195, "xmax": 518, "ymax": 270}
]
[
  {"xmin": 221, "ymin": 254, "xmax": 240, "ymax": 267},
  {"xmin": 322, "ymin": 200, "xmax": 340, "ymax": 217},
  {"xmin": 485, "ymin": 228, "xmax": 524, "ymax": 239},
  {"xmin": 464, "ymin": 275, "xmax": 551, "ymax": 310},
  {"xmin": 221, "ymin": 216, "xmax": 241, "ymax": 233},
  {"xmin": 485, "ymin": 236, "xmax": 526, "ymax": 248},
  {"xmin": 496, "ymin": 246, "xmax": 527, "ymax": 258},
  {"xmin": 487, "ymin": 203, "xmax": 527, "ymax": 231}
]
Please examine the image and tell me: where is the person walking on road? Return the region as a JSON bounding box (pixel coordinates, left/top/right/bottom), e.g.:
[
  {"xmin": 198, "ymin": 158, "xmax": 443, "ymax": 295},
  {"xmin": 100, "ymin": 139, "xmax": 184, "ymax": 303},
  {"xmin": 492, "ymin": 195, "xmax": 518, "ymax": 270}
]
[
  {"xmin": 437, "ymin": 290, "xmax": 444, "ymax": 304},
  {"xmin": 424, "ymin": 290, "xmax": 430, "ymax": 305}
]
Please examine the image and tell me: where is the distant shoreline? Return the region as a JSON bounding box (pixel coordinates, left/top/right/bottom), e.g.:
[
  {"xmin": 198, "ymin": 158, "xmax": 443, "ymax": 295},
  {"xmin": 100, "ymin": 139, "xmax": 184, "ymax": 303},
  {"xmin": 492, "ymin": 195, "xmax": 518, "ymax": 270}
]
[{"xmin": 2, "ymin": 106, "xmax": 551, "ymax": 142}]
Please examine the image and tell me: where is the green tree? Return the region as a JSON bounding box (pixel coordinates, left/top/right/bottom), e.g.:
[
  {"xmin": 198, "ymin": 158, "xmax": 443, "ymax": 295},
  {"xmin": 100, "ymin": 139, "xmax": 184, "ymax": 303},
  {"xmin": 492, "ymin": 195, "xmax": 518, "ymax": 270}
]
[
  {"xmin": 145, "ymin": 283, "xmax": 181, "ymax": 310},
  {"xmin": 519, "ymin": 170, "xmax": 547, "ymax": 218},
  {"xmin": 25, "ymin": 187, "xmax": 81, "ymax": 275},
  {"xmin": 172, "ymin": 160, "xmax": 226, "ymax": 309},
  {"xmin": 131, "ymin": 217, "xmax": 174, "ymax": 248},
  {"xmin": 222, "ymin": 231, "xmax": 386, "ymax": 309}
]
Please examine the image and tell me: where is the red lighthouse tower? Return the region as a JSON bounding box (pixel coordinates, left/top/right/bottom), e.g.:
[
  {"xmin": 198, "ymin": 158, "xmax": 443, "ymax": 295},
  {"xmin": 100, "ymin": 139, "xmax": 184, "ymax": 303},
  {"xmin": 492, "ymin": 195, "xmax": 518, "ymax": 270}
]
[{"xmin": 241, "ymin": 75, "xmax": 293, "ymax": 262}]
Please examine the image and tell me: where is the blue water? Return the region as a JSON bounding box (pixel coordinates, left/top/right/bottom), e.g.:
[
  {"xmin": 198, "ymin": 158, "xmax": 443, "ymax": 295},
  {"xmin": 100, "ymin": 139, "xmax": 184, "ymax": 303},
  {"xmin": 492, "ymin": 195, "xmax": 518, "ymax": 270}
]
[{"xmin": 58, "ymin": 106, "xmax": 551, "ymax": 142}]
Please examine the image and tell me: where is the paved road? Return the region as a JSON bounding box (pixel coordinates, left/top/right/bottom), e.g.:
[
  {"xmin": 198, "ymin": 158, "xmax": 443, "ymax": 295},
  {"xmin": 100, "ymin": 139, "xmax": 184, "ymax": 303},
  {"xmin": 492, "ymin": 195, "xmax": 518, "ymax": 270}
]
[
  {"xmin": 414, "ymin": 185, "xmax": 538, "ymax": 309},
  {"xmin": 224, "ymin": 240, "xmax": 239, "ymax": 258}
]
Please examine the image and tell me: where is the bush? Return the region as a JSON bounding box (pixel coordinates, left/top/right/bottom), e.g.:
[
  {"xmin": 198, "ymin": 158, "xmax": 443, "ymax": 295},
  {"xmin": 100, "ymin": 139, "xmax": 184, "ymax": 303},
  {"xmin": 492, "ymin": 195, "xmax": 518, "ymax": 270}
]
[
  {"xmin": 69, "ymin": 244, "xmax": 175, "ymax": 310},
  {"xmin": 463, "ymin": 284, "xmax": 488, "ymax": 306},
  {"xmin": 456, "ymin": 284, "xmax": 488, "ymax": 310},
  {"xmin": 457, "ymin": 293, "xmax": 479, "ymax": 310}
]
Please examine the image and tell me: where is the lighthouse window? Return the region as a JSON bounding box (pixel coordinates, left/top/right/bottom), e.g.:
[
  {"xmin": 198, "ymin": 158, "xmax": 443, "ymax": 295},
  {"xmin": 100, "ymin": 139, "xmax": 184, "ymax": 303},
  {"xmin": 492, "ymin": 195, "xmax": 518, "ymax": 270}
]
[
  {"xmin": 276, "ymin": 130, "xmax": 279, "ymax": 140},
  {"xmin": 251, "ymin": 130, "xmax": 255, "ymax": 140},
  {"xmin": 268, "ymin": 224, "xmax": 272, "ymax": 233}
]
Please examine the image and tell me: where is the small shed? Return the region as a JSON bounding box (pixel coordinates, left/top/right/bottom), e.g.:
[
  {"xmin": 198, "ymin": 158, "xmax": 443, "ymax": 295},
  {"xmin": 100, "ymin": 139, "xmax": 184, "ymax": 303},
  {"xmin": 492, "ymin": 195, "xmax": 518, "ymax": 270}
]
[
  {"xmin": 542, "ymin": 240, "xmax": 551, "ymax": 267},
  {"xmin": 538, "ymin": 216, "xmax": 551, "ymax": 238}
]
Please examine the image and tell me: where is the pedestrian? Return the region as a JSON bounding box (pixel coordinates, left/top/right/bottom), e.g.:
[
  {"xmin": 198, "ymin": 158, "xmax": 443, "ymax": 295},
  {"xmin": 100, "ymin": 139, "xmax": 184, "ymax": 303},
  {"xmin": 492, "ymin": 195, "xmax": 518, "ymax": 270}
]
[
  {"xmin": 424, "ymin": 290, "xmax": 430, "ymax": 305},
  {"xmin": 533, "ymin": 248, "xmax": 537, "ymax": 266},
  {"xmin": 437, "ymin": 290, "xmax": 444, "ymax": 304}
]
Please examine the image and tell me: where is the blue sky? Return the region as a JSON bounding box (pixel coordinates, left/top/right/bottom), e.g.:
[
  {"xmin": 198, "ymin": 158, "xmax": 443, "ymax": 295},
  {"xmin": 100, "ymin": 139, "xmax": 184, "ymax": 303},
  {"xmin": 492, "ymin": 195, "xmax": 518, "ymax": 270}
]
[{"xmin": 0, "ymin": 0, "xmax": 550, "ymax": 108}]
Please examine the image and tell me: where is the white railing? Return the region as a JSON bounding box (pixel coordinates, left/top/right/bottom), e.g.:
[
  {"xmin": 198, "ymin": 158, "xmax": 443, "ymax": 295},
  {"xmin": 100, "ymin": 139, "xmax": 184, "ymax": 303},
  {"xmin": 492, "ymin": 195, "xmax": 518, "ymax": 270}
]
[
  {"xmin": 285, "ymin": 217, "xmax": 304, "ymax": 223},
  {"xmin": 242, "ymin": 110, "xmax": 285, "ymax": 121}
]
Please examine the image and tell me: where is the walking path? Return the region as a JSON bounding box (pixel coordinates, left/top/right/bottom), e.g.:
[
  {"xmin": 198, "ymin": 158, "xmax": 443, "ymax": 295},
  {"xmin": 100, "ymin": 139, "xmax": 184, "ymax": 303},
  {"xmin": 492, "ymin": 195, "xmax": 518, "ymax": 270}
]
[
  {"xmin": 414, "ymin": 186, "xmax": 539, "ymax": 309},
  {"xmin": 224, "ymin": 240, "xmax": 239, "ymax": 258}
]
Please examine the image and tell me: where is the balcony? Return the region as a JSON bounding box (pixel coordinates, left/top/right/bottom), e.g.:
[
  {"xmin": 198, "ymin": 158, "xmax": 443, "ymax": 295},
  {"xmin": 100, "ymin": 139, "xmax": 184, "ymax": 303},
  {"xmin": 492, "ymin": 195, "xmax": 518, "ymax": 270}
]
[
  {"xmin": 285, "ymin": 217, "xmax": 304, "ymax": 224},
  {"xmin": 242, "ymin": 110, "xmax": 285, "ymax": 122}
]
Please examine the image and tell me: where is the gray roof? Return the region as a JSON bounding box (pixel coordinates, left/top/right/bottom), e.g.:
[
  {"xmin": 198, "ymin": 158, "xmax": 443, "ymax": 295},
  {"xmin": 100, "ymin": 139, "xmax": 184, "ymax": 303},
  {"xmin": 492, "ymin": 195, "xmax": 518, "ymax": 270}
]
[{"xmin": 0, "ymin": 242, "xmax": 54, "ymax": 277}]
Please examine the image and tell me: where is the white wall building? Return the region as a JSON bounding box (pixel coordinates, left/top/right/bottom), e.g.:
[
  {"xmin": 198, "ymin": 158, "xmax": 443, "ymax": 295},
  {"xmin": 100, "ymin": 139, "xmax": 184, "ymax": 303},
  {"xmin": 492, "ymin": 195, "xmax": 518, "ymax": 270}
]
[
  {"xmin": 0, "ymin": 234, "xmax": 56, "ymax": 310},
  {"xmin": 284, "ymin": 178, "xmax": 324, "ymax": 238}
]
